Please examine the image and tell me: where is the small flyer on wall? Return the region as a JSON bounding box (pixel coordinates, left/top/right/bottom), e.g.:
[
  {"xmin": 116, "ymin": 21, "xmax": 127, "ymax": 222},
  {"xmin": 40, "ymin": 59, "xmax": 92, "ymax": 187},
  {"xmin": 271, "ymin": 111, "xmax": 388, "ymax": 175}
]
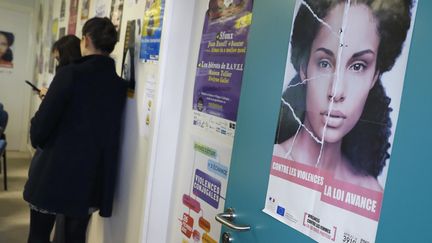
[
  {"xmin": 140, "ymin": 71, "xmax": 157, "ymax": 138},
  {"xmin": 95, "ymin": 0, "xmax": 110, "ymax": 17},
  {"xmin": 139, "ymin": 0, "xmax": 165, "ymax": 61},
  {"xmin": 176, "ymin": 139, "xmax": 231, "ymax": 243},
  {"xmin": 60, "ymin": 0, "xmax": 66, "ymax": 20},
  {"xmin": 191, "ymin": 0, "xmax": 253, "ymax": 138},
  {"xmin": 263, "ymin": 1, "xmax": 417, "ymax": 243},
  {"xmin": 59, "ymin": 27, "xmax": 66, "ymax": 38},
  {"xmin": 38, "ymin": 44, "xmax": 44, "ymax": 74},
  {"xmin": 48, "ymin": 18, "xmax": 59, "ymax": 74},
  {"xmin": 81, "ymin": 0, "xmax": 91, "ymax": 20},
  {"xmin": 110, "ymin": 0, "xmax": 124, "ymax": 39}
]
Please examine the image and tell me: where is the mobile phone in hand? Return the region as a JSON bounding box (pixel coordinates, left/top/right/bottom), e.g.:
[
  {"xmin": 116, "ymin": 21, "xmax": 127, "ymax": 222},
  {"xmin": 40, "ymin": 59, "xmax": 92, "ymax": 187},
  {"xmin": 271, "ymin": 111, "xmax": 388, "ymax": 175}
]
[{"xmin": 25, "ymin": 80, "xmax": 41, "ymax": 93}]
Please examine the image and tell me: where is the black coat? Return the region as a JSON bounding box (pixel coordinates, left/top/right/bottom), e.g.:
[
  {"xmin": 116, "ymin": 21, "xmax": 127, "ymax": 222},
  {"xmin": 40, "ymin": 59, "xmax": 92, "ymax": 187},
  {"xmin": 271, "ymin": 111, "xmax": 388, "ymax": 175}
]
[{"xmin": 24, "ymin": 55, "xmax": 127, "ymax": 217}]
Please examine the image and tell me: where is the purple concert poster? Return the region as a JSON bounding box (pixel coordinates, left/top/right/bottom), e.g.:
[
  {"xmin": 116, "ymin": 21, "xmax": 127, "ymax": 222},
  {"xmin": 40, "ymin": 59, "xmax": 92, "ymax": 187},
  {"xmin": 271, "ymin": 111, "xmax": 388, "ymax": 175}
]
[{"xmin": 192, "ymin": 0, "xmax": 253, "ymax": 123}]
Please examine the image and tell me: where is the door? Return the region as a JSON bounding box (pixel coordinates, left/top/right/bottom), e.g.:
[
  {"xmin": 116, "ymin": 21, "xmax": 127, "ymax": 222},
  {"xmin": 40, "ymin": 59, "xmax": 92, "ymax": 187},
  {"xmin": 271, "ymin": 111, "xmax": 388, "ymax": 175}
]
[{"xmin": 221, "ymin": 0, "xmax": 431, "ymax": 243}]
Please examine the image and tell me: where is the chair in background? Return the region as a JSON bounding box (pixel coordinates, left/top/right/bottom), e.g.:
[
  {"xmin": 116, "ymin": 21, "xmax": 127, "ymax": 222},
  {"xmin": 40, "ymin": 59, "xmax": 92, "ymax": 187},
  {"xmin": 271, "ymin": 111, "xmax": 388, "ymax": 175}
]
[{"xmin": 0, "ymin": 103, "xmax": 9, "ymax": 190}]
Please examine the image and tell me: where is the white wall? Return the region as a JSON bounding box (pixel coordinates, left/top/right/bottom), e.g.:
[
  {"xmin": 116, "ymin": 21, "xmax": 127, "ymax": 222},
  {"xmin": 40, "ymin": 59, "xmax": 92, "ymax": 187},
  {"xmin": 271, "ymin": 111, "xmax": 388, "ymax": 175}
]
[{"xmin": 139, "ymin": 0, "xmax": 199, "ymax": 242}]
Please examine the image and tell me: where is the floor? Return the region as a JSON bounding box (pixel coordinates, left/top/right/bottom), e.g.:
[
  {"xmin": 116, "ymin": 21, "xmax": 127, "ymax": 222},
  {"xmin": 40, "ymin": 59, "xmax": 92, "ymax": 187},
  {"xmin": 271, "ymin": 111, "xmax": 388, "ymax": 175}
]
[{"xmin": 0, "ymin": 153, "xmax": 31, "ymax": 243}]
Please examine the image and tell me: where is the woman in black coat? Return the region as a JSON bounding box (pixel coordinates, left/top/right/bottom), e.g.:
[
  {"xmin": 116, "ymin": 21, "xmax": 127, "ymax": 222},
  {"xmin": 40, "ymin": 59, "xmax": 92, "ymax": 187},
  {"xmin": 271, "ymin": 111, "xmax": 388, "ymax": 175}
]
[{"xmin": 24, "ymin": 17, "xmax": 127, "ymax": 243}]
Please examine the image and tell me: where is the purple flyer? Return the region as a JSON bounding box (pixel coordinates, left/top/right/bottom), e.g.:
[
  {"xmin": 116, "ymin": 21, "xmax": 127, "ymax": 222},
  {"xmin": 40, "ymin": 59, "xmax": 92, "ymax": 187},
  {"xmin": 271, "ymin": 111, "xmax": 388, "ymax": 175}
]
[
  {"xmin": 192, "ymin": 0, "xmax": 254, "ymax": 122},
  {"xmin": 193, "ymin": 169, "xmax": 222, "ymax": 209}
]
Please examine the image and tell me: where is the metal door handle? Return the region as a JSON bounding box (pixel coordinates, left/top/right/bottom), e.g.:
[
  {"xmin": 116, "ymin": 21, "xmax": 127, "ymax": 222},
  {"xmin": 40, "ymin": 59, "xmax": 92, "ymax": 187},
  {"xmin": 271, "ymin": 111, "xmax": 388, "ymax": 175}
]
[{"xmin": 215, "ymin": 208, "xmax": 251, "ymax": 231}]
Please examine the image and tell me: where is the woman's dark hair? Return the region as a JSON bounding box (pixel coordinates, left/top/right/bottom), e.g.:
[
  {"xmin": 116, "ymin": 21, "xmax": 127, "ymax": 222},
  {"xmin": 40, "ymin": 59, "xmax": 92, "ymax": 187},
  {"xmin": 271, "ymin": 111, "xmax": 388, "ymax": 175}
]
[
  {"xmin": 52, "ymin": 35, "xmax": 81, "ymax": 69},
  {"xmin": 82, "ymin": 17, "xmax": 118, "ymax": 53},
  {"xmin": 277, "ymin": 0, "xmax": 413, "ymax": 178},
  {"xmin": 0, "ymin": 31, "xmax": 14, "ymax": 62}
]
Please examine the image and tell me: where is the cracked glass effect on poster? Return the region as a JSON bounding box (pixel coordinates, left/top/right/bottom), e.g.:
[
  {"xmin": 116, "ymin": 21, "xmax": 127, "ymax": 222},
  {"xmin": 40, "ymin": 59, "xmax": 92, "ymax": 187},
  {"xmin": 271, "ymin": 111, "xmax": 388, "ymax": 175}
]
[
  {"xmin": 263, "ymin": 1, "xmax": 418, "ymax": 242},
  {"xmin": 192, "ymin": 0, "xmax": 254, "ymax": 137}
]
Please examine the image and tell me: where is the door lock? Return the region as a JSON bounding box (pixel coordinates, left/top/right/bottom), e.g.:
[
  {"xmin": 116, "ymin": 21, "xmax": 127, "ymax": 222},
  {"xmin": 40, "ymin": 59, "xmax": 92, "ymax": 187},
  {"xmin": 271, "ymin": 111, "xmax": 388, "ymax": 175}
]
[{"xmin": 222, "ymin": 232, "xmax": 232, "ymax": 243}]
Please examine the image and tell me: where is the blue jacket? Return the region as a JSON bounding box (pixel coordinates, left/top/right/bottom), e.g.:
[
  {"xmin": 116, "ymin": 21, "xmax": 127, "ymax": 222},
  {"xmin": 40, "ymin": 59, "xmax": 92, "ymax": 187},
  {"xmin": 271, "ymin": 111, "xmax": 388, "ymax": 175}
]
[
  {"xmin": 24, "ymin": 55, "xmax": 127, "ymax": 217},
  {"xmin": 0, "ymin": 103, "xmax": 6, "ymax": 136}
]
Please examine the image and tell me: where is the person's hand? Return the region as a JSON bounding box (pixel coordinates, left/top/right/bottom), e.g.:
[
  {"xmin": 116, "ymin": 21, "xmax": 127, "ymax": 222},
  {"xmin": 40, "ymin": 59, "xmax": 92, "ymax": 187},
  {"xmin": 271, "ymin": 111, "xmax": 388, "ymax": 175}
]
[{"xmin": 39, "ymin": 87, "xmax": 48, "ymax": 99}]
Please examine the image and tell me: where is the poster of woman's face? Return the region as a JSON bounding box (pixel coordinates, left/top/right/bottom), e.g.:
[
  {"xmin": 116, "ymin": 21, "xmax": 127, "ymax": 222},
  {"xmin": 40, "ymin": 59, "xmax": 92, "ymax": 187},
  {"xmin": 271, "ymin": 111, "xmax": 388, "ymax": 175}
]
[
  {"xmin": 0, "ymin": 31, "xmax": 15, "ymax": 69},
  {"xmin": 264, "ymin": 3, "xmax": 417, "ymax": 241},
  {"xmin": 273, "ymin": 0, "xmax": 416, "ymax": 191}
]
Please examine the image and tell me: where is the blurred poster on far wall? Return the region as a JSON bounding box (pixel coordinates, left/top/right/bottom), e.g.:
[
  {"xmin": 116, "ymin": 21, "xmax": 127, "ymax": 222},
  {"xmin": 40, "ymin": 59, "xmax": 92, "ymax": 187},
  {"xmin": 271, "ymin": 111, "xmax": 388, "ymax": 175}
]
[
  {"xmin": 68, "ymin": 0, "xmax": 79, "ymax": 35},
  {"xmin": 60, "ymin": 0, "xmax": 66, "ymax": 20},
  {"xmin": 81, "ymin": 0, "xmax": 91, "ymax": 20},
  {"xmin": 59, "ymin": 27, "xmax": 66, "ymax": 38},
  {"xmin": 95, "ymin": 0, "xmax": 110, "ymax": 17},
  {"xmin": 48, "ymin": 18, "xmax": 59, "ymax": 74},
  {"xmin": 36, "ymin": 4, "xmax": 43, "ymax": 43},
  {"xmin": 110, "ymin": 0, "xmax": 124, "ymax": 40}
]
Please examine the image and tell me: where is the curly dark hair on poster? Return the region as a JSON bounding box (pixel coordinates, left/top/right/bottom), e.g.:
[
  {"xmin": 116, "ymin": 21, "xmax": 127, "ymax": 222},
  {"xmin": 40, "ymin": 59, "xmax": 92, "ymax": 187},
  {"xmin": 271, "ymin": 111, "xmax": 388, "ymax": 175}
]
[
  {"xmin": 342, "ymin": 80, "xmax": 392, "ymax": 177},
  {"xmin": 278, "ymin": 0, "xmax": 413, "ymax": 178}
]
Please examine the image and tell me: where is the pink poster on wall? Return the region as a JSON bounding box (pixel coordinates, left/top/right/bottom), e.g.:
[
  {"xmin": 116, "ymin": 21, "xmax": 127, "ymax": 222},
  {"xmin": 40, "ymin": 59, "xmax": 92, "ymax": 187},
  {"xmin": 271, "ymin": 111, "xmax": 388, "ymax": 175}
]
[
  {"xmin": 68, "ymin": 0, "xmax": 79, "ymax": 35},
  {"xmin": 263, "ymin": 1, "xmax": 418, "ymax": 243}
]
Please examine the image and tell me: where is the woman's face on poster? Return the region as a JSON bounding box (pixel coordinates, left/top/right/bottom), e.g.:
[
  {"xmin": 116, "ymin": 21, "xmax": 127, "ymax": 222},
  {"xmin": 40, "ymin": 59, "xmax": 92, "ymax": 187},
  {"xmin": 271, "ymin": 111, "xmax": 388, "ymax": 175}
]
[
  {"xmin": 0, "ymin": 34, "xmax": 8, "ymax": 58},
  {"xmin": 302, "ymin": 3, "xmax": 380, "ymax": 143}
]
